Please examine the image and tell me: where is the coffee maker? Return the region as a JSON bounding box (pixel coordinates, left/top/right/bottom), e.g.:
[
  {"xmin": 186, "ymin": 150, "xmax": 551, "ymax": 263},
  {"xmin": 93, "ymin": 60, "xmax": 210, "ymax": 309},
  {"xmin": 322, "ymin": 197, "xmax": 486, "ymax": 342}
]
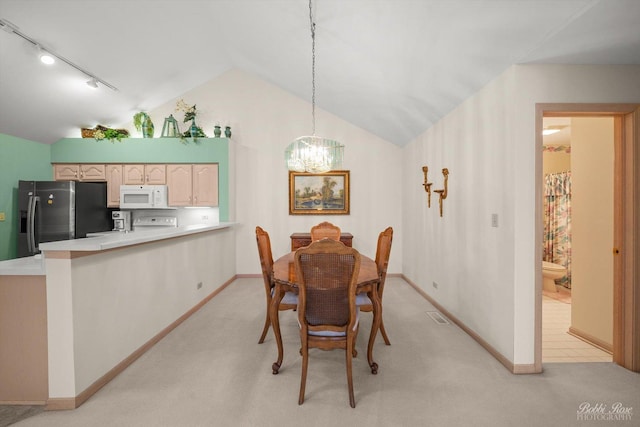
[{"xmin": 112, "ymin": 211, "xmax": 131, "ymax": 232}]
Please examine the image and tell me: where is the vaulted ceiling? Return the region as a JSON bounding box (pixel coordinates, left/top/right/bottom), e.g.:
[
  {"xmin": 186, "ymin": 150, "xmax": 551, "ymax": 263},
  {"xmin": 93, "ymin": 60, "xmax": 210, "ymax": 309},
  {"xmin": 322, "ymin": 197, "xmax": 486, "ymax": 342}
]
[{"xmin": 1, "ymin": 0, "xmax": 639, "ymax": 146}]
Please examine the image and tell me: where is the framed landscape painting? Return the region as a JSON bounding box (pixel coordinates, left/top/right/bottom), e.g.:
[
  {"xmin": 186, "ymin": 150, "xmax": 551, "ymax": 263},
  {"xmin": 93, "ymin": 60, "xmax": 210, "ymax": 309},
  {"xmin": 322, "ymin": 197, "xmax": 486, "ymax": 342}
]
[{"xmin": 289, "ymin": 170, "xmax": 350, "ymax": 215}]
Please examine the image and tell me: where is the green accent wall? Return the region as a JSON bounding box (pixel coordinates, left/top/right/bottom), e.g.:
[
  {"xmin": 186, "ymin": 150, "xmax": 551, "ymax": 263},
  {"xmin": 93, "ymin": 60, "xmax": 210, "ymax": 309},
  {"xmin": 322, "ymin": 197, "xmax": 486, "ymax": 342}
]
[
  {"xmin": 50, "ymin": 137, "xmax": 230, "ymax": 221},
  {"xmin": 0, "ymin": 134, "xmax": 53, "ymax": 260}
]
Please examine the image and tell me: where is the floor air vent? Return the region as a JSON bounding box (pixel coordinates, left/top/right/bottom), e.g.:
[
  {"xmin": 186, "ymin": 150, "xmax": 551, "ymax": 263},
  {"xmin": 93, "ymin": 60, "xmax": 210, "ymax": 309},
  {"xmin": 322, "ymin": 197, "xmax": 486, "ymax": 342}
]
[{"xmin": 427, "ymin": 311, "xmax": 450, "ymax": 325}]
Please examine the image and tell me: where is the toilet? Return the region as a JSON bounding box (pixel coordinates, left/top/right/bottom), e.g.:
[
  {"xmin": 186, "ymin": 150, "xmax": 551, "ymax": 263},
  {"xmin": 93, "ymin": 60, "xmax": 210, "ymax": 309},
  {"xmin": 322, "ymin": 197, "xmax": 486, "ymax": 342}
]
[{"xmin": 542, "ymin": 261, "xmax": 567, "ymax": 292}]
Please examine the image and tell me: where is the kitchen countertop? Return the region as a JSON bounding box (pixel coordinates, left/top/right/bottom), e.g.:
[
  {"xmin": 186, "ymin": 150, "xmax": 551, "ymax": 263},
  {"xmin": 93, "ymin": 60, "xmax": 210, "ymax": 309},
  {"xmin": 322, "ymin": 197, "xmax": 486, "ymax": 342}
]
[
  {"xmin": 40, "ymin": 222, "xmax": 235, "ymax": 252},
  {"xmin": 0, "ymin": 255, "xmax": 46, "ymax": 276},
  {"xmin": 0, "ymin": 222, "xmax": 235, "ymax": 275}
]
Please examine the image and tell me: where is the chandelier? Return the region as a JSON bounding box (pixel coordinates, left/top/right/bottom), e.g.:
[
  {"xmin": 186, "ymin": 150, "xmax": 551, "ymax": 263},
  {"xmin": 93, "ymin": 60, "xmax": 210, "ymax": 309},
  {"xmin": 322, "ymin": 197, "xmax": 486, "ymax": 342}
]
[{"xmin": 285, "ymin": 0, "xmax": 344, "ymax": 173}]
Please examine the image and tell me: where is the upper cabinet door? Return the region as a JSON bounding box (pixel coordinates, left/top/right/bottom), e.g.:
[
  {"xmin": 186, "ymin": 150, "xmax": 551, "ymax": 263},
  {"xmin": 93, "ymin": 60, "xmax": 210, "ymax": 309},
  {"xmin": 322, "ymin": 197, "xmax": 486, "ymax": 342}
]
[
  {"xmin": 123, "ymin": 164, "xmax": 145, "ymax": 184},
  {"xmin": 106, "ymin": 164, "xmax": 123, "ymax": 207},
  {"xmin": 54, "ymin": 164, "xmax": 80, "ymax": 181},
  {"xmin": 193, "ymin": 164, "xmax": 218, "ymax": 207},
  {"xmin": 79, "ymin": 164, "xmax": 106, "ymax": 181},
  {"xmin": 145, "ymin": 164, "xmax": 166, "ymax": 185},
  {"xmin": 167, "ymin": 164, "xmax": 193, "ymax": 206}
]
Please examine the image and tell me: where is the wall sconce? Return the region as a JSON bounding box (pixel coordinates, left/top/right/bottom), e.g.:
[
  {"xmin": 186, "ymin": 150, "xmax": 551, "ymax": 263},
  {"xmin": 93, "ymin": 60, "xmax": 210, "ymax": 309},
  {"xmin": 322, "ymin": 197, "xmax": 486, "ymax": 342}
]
[
  {"xmin": 422, "ymin": 166, "xmax": 433, "ymax": 207},
  {"xmin": 433, "ymin": 168, "xmax": 449, "ymax": 217}
]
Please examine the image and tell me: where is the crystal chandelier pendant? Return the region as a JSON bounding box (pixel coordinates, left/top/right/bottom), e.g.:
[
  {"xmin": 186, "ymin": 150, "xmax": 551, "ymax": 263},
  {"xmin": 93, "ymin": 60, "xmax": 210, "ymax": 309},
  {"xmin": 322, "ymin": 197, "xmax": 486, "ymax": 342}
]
[
  {"xmin": 285, "ymin": 136, "xmax": 344, "ymax": 173},
  {"xmin": 285, "ymin": 0, "xmax": 344, "ymax": 173}
]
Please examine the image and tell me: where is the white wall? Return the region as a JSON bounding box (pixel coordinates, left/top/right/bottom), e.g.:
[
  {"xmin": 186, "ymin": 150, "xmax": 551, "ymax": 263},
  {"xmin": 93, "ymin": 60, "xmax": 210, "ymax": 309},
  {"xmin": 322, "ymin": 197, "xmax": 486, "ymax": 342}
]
[
  {"xmin": 403, "ymin": 64, "xmax": 640, "ymax": 367},
  {"xmin": 402, "ymin": 69, "xmax": 517, "ymax": 361},
  {"xmin": 144, "ymin": 69, "xmax": 404, "ymax": 274}
]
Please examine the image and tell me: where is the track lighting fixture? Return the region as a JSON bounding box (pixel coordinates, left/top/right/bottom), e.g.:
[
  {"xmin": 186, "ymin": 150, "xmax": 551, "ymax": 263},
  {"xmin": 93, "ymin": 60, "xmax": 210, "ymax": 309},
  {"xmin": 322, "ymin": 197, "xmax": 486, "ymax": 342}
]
[{"xmin": 0, "ymin": 18, "xmax": 118, "ymax": 91}]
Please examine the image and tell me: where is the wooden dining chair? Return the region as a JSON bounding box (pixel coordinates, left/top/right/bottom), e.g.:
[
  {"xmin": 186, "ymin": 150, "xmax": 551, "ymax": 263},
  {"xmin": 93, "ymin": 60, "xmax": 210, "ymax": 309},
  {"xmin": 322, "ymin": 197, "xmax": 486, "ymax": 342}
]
[
  {"xmin": 295, "ymin": 238, "xmax": 361, "ymax": 408},
  {"xmin": 310, "ymin": 221, "xmax": 341, "ymax": 242},
  {"xmin": 356, "ymin": 226, "xmax": 393, "ymax": 345},
  {"xmin": 255, "ymin": 226, "xmax": 298, "ymax": 344}
]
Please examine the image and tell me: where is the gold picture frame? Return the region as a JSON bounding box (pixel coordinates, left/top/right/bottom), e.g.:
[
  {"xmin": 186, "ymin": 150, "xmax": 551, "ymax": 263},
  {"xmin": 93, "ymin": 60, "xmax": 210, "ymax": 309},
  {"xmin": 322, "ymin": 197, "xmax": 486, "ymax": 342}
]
[{"xmin": 289, "ymin": 170, "xmax": 350, "ymax": 215}]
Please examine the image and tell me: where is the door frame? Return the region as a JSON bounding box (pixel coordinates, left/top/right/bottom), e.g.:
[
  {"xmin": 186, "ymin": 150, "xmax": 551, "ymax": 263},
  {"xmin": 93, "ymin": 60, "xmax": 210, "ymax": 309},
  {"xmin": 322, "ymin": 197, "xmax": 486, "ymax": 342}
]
[{"xmin": 535, "ymin": 103, "xmax": 640, "ymax": 372}]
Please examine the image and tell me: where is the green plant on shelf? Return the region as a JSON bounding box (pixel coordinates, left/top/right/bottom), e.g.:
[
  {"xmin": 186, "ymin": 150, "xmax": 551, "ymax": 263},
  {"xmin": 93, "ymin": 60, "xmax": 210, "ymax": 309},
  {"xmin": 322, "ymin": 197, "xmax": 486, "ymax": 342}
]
[{"xmin": 94, "ymin": 128, "xmax": 129, "ymax": 142}]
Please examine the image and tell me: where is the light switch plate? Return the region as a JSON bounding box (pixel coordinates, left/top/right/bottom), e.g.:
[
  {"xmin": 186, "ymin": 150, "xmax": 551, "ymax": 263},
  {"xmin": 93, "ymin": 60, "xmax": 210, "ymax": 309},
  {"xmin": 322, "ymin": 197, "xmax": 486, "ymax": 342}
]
[
  {"xmin": 0, "ymin": 212, "xmax": 5, "ymax": 221},
  {"xmin": 491, "ymin": 213, "xmax": 498, "ymax": 227}
]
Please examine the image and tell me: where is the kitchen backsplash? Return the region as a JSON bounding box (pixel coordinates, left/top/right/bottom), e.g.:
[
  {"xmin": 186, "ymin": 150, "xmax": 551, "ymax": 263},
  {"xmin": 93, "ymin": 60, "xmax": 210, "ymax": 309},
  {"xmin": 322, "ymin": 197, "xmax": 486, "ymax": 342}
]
[{"xmin": 128, "ymin": 207, "xmax": 219, "ymax": 228}]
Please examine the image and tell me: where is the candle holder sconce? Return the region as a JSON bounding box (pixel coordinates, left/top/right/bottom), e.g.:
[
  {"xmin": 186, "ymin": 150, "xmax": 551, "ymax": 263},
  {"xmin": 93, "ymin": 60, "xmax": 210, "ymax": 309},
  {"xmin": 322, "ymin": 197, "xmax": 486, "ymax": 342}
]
[
  {"xmin": 422, "ymin": 166, "xmax": 433, "ymax": 207},
  {"xmin": 433, "ymin": 168, "xmax": 449, "ymax": 217}
]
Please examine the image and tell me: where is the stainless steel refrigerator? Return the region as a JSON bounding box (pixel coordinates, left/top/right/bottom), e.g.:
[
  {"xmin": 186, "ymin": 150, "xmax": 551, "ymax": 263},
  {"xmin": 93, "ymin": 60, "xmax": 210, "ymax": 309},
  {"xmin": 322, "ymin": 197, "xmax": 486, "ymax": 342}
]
[{"xmin": 17, "ymin": 180, "xmax": 112, "ymax": 258}]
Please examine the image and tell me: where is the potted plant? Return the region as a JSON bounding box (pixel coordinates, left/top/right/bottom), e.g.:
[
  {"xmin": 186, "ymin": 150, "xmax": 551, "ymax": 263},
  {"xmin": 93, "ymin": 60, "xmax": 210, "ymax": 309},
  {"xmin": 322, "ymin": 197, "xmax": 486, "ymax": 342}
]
[
  {"xmin": 175, "ymin": 99, "xmax": 207, "ymax": 141},
  {"xmin": 133, "ymin": 112, "xmax": 154, "ymax": 138}
]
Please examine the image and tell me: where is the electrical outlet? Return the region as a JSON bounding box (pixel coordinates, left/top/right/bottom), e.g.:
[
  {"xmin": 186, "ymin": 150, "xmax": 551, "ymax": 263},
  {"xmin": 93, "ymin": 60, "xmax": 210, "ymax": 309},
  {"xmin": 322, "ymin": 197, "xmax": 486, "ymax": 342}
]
[
  {"xmin": 432, "ymin": 281, "xmax": 439, "ymax": 289},
  {"xmin": 197, "ymin": 282, "xmax": 203, "ymax": 290}
]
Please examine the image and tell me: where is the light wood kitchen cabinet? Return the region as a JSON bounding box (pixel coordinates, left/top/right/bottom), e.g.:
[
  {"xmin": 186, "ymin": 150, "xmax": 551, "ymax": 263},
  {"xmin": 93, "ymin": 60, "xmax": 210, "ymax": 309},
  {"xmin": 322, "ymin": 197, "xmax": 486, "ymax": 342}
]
[
  {"xmin": 167, "ymin": 164, "xmax": 218, "ymax": 207},
  {"xmin": 106, "ymin": 164, "xmax": 123, "ymax": 207},
  {"xmin": 54, "ymin": 164, "xmax": 106, "ymax": 181},
  {"xmin": 123, "ymin": 164, "xmax": 166, "ymax": 185}
]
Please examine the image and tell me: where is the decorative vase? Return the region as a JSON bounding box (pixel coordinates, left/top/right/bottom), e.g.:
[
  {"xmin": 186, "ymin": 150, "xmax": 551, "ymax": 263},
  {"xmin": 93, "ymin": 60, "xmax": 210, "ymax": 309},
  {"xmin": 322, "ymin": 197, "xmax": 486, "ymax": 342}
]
[
  {"xmin": 190, "ymin": 120, "xmax": 199, "ymax": 138},
  {"xmin": 214, "ymin": 125, "xmax": 222, "ymax": 138},
  {"xmin": 224, "ymin": 126, "xmax": 232, "ymax": 138},
  {"xmin": 142, "ymin": 115, "xmax": 154, "ymax": 138}
]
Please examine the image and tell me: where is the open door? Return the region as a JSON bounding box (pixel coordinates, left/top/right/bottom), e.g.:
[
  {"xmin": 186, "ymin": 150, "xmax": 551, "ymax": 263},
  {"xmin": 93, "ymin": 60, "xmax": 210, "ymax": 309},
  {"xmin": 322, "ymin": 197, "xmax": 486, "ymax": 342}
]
[{"xmin": 537, "ymin": 103, "xmax": 640, "ymax": 373}]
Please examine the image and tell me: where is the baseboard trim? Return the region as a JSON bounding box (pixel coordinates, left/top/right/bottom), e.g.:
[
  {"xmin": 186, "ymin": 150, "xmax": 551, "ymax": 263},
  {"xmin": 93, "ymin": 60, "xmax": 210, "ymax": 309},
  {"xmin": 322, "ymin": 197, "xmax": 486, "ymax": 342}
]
[
  {"xmin": 235, "ymin": 273, "xmax": 261, "ymax": 279},
  {"xmin": 568, "ymin": 327, "xmax": 613, "ymax": 354},
  {"xmin": 401, "ymin": 274, "xmax": 540, "ymax": 375},
  {"xmin": 45, "ymin": 275, "xmax": 237, "ymax": 411}
]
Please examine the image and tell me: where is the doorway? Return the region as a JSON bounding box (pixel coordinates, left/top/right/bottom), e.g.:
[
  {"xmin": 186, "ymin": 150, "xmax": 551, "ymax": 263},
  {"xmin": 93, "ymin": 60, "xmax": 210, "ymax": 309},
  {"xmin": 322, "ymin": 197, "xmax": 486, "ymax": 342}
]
[
  {"xmin": 535, "ymin": 103, "xmax": 640, "ymax": 373},
  {"xmin": 541, "ymin": 116, "xmax": 613, "ymax": 363}
]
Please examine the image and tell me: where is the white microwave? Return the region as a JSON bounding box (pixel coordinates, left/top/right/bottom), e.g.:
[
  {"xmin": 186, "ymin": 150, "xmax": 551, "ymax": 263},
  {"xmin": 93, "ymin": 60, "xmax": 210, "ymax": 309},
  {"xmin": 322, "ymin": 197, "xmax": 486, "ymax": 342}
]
[{"xmin": 119, "ymin": 185, "xmax": 170, "ymax": 209}]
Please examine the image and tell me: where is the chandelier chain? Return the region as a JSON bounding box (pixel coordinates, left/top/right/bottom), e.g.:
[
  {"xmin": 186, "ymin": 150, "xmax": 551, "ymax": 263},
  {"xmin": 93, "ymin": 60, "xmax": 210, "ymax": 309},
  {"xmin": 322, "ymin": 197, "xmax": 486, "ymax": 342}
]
[{"xmin": 309, "ymin": 0, "xmax": 316, "ymax": 136}]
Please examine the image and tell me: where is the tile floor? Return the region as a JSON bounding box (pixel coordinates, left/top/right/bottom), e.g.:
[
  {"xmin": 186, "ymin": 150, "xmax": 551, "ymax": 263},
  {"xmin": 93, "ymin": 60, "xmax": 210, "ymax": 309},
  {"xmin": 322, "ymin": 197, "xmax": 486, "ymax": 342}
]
[{"xmin": 542, "ymin": 289, "xmax": 612, "ymax": 363}]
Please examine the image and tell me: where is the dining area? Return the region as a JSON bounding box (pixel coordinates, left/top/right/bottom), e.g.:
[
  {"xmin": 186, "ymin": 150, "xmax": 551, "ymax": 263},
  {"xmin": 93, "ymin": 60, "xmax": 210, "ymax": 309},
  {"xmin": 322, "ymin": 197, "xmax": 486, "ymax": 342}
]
[{"xmin": 255, "ymin": 221, "xmax": 393, "ymax": 408}]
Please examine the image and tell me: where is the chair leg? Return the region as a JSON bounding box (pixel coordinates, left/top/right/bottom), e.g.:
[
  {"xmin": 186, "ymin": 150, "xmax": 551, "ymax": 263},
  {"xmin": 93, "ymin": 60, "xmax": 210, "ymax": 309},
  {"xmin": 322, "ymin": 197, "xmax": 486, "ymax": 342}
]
[
  {"xmin": 298, "ymin": 340, "xmax": 309, "ymax": 405},
  {"xmin": 379, "ymin": 319, "xmax": 391, "ymax": 346},
  {"xmin": 258, "ymin": 313, "xmax": 270, "ymax": 344},
  {"xmin": 346, "ymin": 339, "xmax": 356, "ymax": 408}
]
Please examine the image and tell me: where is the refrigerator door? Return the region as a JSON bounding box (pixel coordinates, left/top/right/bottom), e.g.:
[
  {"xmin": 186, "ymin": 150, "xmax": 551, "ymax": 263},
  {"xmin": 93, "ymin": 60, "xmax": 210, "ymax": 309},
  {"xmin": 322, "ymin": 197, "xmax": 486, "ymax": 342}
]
[
  {"xmin": 74, "ymin": 182, "xmax": 111, "ymax": 238},
  {"xmin": 34, "ymin": 181, "xmax": 75, "ymax": 247}
]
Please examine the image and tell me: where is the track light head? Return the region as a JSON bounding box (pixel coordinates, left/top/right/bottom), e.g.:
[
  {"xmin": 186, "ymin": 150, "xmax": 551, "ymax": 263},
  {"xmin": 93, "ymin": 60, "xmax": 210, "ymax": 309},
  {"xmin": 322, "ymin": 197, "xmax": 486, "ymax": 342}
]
[
  {"xmin": 86, "ymin": 78, "xmax": 98, "ymax": 89},
  {"xmin": 36, "ymin": 45, "xmax": 55, "ymax": 65}
]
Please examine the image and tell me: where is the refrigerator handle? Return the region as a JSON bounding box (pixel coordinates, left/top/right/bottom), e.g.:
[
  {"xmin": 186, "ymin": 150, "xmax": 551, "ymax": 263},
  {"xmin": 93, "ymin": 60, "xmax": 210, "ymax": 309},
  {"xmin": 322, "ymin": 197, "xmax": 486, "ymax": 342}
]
[
  {"xmin": 27, "ymin": 196, "xmax": 40, "ymax": 254},
  {"xmin": 26, "ymin": 195, "xmax": 34, "ymax": 253},
  {"xmin": 32, "ymin": 196, "xmax": 40, "ymax": 253}
]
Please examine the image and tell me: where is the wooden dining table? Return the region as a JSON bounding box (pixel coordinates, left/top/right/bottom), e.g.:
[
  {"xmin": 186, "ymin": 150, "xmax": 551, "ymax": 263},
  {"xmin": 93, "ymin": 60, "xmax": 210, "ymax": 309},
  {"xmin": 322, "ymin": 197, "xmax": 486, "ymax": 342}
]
[{"xmin": 270, "ymin": 251, "xmax": 382, "ymax": 375}]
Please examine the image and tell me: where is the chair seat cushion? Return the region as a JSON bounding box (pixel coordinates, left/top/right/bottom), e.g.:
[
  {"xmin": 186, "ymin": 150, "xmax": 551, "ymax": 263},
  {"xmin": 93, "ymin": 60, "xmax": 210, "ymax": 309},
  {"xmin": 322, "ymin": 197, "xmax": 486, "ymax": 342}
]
[
  {"xmin": 355, "ymin": 293, "xmax": 371, "ymax": 306},
  {"xmin": 307, "ymin": 309, "xmax": 360, "ymax": 337},
  {"xmin": 282, "ymin": 291, "xmax": 298, "ymax": 305},
  {"xmin": 271, "ymin": 288, "xmax": 298, "ymax": 305}
]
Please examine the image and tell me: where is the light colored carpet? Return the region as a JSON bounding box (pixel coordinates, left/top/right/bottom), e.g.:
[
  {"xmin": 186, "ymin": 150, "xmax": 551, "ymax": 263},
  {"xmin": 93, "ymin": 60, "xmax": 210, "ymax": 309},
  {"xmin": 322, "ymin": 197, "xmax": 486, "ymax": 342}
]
[{"xmin": 10, "ymin": 277, "xmax": 640, "ymax": 427}]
